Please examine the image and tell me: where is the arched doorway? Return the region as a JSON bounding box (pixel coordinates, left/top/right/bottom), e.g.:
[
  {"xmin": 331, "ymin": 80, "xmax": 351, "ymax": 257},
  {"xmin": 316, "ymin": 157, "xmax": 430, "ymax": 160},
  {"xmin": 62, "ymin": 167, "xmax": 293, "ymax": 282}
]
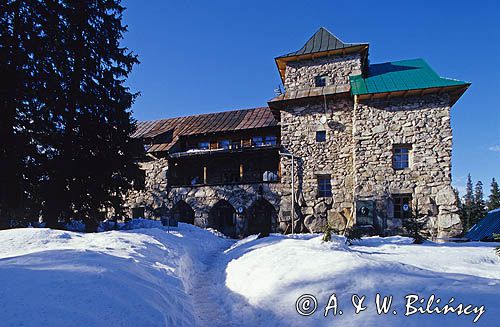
[
  {"xmin": 209, "ymin": 200, "xmax": 236, "ymax": 238},
  {"xmin": 246, "ymin": 199, "xmax": 276, "ymax": 237},
  {"xmin": 171, "ymin": 200, "xmax": 195, "ymax": 225}
]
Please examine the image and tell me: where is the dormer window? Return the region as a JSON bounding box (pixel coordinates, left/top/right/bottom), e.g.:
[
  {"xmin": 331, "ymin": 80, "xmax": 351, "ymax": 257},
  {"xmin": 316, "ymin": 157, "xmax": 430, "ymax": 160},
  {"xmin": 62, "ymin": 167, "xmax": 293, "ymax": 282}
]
[{"xmin": 315, "ymin": 75, "xmax": 329, "ymax": 87}]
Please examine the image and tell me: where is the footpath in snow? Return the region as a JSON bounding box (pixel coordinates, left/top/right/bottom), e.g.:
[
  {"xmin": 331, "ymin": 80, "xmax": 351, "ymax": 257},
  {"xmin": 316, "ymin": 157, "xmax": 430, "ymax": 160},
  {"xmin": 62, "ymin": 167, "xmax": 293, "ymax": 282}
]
[{"xmin": 0, "ymin": 222, "xmax": 499, "ymax": 327}]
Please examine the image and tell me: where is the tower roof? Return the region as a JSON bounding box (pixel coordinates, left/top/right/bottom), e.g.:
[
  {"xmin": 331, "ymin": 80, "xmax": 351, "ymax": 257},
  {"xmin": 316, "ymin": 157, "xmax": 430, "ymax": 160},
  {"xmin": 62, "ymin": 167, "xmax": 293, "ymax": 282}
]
[
  {"xmin": 275, "ymin": 28, "xmax": 368, "ymax": 82},
  {"xmin": 276, "ymin": 27, "xmax": 367, "ymax": 59}
]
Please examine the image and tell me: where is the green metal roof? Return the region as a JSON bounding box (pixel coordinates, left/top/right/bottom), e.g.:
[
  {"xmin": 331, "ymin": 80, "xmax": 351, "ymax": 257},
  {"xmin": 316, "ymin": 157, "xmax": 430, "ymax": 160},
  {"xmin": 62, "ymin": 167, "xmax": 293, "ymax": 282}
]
[
  {"xmin": 350, "ymin": 58, "xmax": 470, "ymax": 95},
  {"xmin": 277, "ymin": 27, "xmax": 367, "ymax": 59}
]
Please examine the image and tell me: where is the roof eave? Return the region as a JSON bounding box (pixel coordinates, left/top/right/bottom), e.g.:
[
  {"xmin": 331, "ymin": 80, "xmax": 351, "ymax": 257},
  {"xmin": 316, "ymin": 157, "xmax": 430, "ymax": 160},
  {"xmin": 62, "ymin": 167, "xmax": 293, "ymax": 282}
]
[
  {"xmin": 274, "ymin": 44, "xmax": 369, "ymax": 84},
  {"xmin": 353, "ymin": 83, "xmax": 471, "ymax": 106}
]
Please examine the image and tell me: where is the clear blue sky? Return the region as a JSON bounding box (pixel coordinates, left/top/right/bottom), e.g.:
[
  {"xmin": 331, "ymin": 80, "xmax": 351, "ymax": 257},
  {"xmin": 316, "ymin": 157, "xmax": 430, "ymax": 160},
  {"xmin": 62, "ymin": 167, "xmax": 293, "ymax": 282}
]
[{"xmin": 122, "ymin": 0, "xmax": 499, "ymax": 197}]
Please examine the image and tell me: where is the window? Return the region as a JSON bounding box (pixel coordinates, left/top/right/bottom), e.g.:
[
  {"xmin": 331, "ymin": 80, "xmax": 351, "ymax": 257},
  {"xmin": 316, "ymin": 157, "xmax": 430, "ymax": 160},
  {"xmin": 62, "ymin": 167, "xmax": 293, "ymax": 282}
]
[
  {"xmin": 218, "ymin": 140, "xmax": 230, "ymax": 149},
  {"xmin": 393, "ymin": 194, "xmax": 412, "ymax": 219},
  {"xmin": 317, "ymin": 176, "xmax": 332, "ymax": 197},
  {"xmin": 316, "ymin": 130, "xmax": 326, "ymax": 142},
  {"xmin": 393, "ymin": 144, "xmax": 411, "ymax": 169},
  {"xmin": 315, "ymin": 75, "xmax": 329, "ymax": 87},
  {"xmin": 264, "ymin": 136, "xmax": 277, "ymax": 146},
  {"xmin": 252, "ymin": 136, "xmax": 264, "ymax": 147},
  {"xmin": 198, "ymin": 141, "xmax": 210, "ymax": 150}
]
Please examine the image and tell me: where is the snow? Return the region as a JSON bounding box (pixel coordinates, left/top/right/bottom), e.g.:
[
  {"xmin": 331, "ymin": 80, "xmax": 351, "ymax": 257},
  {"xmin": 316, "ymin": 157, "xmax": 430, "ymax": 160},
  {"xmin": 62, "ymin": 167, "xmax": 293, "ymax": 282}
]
[{"xmin": 0, "ymin": 223, "xmax": 499, "ymax": 326}]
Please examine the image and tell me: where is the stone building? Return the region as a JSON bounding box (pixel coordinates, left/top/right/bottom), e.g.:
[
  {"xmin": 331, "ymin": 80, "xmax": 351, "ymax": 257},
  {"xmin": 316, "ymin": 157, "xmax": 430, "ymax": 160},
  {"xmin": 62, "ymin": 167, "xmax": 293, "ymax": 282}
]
[{"xmin": 127, "ymin": 28, "xmax": 470, "ymax": 239}]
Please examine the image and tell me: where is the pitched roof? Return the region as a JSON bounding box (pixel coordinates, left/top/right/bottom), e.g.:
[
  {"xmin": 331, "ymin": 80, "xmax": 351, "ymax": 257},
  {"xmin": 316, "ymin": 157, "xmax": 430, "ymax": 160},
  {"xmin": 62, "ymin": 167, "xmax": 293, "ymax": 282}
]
[
  {"xmin": 133, "ymin": 107, "xmax": 278, "ymax": 153},
  {"xmin": 276, "ymin": 27, "xmax": 367, "ymax": 59},
  {"xmin": 274, "ymin": 28, "xmax": 368, "ymax": 83},
  {"xmin": 465, "ymin": 209, "xmax": 500, "ymax": 241},
  {"xmin": 350, "ymin": 58, "xmax": 470, "ymax": 96}
]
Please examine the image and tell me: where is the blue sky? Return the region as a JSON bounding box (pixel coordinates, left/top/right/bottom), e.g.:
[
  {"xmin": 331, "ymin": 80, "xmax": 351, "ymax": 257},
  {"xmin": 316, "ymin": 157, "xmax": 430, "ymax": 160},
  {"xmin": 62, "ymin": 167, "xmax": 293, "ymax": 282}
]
[{"xmin": 122, "ymin": 0, "xmax": 499, "ymax": 196}]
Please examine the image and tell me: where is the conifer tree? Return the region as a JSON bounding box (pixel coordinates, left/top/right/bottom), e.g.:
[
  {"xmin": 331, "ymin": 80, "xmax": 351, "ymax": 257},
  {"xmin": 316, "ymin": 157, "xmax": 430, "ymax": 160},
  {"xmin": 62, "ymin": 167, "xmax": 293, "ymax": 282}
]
[
  {"xmin": 488, "ymin": 178, "xmax": 500, "ymax": 211},
  {"xmin": 461, "ymin": 174, "xmax": 475, "ymax": 231},
  {"xmin": 0, "ymin": 0, "xmax": 45, "ymax": 227},
  {"xmin": 472, "ymin": 181, "xmax": 487, "ymax": 226},
  {"xmin": 403, "ymin": 201, "xmax": 427, "ymax": 244},
  {"xmin": 37, "ymin": 0, "xmax": 141, "ymax": 231},
  {"xmin": 1, "ymin": 0, "xmax": 140, "ymax": 230}
]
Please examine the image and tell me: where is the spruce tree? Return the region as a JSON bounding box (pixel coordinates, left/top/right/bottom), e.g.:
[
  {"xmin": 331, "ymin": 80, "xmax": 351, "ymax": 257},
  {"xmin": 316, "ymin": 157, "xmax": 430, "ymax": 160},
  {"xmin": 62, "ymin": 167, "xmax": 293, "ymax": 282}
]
[
  {"xmin": 0, "ymin": 0, "xmax": 46, "ymax": 227},
  {"xmin": 1, "ymin": 1, "xmax": 140, "ymax": 230},
  {"xmin": 461, "ymin": 174, "xmax": 474, "ymax": 231},
  {"xmin": 403, "ymin": 201, "xmax": 427, "ymax": 244},
  {"xmin": 36, "ymin": 0, "xmax": 141, "ymax": 231},
  {"xmin": 472, "ymin": 181, "xmax": 487, "ymax": 226},
  {"xmin": 488, "ymin": 178, "xmax": 500, "ymax": 211}
]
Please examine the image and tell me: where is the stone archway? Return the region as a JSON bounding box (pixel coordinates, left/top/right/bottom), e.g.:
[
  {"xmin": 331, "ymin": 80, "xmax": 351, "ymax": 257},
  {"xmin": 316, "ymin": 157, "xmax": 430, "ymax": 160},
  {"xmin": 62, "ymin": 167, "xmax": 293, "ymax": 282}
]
[
  {"xmin": 171, "ymin": 200, "xmax": 195, "ymax": 225},
  {"xmin": 246, "ymin": 198, "xmax": 277, "ymax": 237},
  {"xmin": 209, "ymin": 200, "xmax": 236, "ymax": 238}
]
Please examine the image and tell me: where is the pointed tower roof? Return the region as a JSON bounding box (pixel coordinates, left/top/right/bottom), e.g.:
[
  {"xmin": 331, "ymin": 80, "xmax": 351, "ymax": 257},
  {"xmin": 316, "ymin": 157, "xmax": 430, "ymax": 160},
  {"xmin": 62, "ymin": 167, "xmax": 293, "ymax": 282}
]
[
  {"xmin": 275, "ymin": 28, "xmax": 369, "ymax": 82},
  {"xmin": 277, "ymin": 27, "xmax": 366, "ymax": 59}
]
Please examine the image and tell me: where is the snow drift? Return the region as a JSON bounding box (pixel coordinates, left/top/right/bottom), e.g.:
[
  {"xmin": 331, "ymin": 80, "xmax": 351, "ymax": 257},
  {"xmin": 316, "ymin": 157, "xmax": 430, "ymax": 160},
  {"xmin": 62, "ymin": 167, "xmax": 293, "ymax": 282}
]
[{"xmin": 0, "ymin": 223, "xmax": 498, "ymax": 326}]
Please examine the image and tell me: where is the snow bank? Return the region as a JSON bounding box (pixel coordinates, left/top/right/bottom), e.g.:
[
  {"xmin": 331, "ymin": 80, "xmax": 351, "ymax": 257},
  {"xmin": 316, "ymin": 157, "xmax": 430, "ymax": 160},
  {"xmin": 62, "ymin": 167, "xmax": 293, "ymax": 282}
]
[
  {"xmin": 224, "ymin": 234, "xmax": 500, "ymax": 326},
  {"xmin": 0, "ymin": 223, "xmax": 229, "ymax": 327},
  {"xmin": 0, "ymin": 224, "xmax": 499, "ymax": 326}
]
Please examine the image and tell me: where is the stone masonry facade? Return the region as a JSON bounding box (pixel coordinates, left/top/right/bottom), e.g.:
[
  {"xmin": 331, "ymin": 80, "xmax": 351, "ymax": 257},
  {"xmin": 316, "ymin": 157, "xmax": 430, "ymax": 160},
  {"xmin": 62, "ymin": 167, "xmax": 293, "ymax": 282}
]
[
  {"xmin": 126, "ymin": 28, "xmax": 468, "ymax": 239},
  {"xmin": 126, "ymin": 159, "xmax": 282, "ymax": 237},
  {"xmin": 284, "ymin": 53, "xmax": 362, "ymax": 91}
]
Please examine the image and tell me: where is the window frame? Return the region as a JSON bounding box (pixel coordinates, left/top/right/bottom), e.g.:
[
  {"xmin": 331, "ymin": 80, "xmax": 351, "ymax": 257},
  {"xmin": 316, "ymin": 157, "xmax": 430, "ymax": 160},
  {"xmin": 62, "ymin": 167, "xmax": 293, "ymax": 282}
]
[
  {"xmin": 393, "ymin": 194, "xmax": 412, "ymax": 219},
  {"xmin": 252, "ymin": 136, "xmax": 264, "ymax": 147},
  {"xmin": 317, "ymin": 175, "xmax": 332, "ymax": 198},
  {"xmin": 393, "ymin": 144, "xmax": 411, "ymax": 170},
  {"xmin": 316, "ymin": 130, "xmax": 326, "ymax": 142},
  {"xmin": 315, "ymin": 75, "xmax": 329, "ymax": 87},
  {"xmin": 264, "ymin": 135, "xmax": 277, "ymax": 146}
]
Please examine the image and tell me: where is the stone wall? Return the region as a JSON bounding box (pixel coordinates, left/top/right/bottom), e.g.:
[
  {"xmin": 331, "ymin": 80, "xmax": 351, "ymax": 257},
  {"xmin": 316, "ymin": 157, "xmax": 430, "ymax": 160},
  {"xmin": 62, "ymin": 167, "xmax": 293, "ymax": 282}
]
[
  {"xmin": 284, "ymin": 54, "xmax": 362, "ymax": 91},
  {"xmin": 353, "ymin": 94, "xmax": 462, "ymax": 238},
  {"xmin": 125, "ymin": 158, "xmax": 282, "ymax": 237},
  {"xmin": 280, "ymin": 96, "xmax": 355, "ymax": 233}
]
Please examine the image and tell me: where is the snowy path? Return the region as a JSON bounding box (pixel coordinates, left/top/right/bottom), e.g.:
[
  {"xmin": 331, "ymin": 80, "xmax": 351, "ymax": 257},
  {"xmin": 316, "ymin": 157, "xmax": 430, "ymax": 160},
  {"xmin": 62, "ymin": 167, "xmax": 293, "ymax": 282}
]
[{"xmin": 189, "ymin": 246, "xmax": 237, "ymax": 327}]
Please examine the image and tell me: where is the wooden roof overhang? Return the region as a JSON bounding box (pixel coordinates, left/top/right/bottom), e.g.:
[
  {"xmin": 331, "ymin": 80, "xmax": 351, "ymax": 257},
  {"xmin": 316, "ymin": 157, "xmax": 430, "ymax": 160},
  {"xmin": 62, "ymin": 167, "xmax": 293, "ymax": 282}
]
[
  {"xmin": 275, "ymin": 44, "xmax": 369, "ymax": 83},
  {"xmin": 354, "ymin": 83, "xmax": 471, "ymax": 107},
  {"xmin": 268, "ymin": 87, "xmax": 352, "ymax": 111}
]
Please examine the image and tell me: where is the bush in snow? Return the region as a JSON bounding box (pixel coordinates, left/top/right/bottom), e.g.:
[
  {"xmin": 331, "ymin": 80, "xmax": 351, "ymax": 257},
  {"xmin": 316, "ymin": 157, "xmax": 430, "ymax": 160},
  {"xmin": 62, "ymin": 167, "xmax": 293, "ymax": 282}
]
[
  {"xmin": 403, "ymin": 201, "xmax": 427, "ymax": 244},
  {"xmin": 344, "ymin": 226, "xmax": 363, "ymax": 245},
  {"xmin": 322, "ymin": 223, "xmax": 363, "ymax": 245},
  {"xmin": 322, "ymin": 223, "xmax": 336, "ymax": 242}
]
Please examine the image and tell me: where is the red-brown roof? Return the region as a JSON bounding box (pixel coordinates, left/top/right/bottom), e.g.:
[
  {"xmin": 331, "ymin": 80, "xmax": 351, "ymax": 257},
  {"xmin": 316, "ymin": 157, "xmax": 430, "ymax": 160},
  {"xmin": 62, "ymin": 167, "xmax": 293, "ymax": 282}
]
[{"xmin": 133, "ymin": 107, "xmax": 278, "ymax": 153}]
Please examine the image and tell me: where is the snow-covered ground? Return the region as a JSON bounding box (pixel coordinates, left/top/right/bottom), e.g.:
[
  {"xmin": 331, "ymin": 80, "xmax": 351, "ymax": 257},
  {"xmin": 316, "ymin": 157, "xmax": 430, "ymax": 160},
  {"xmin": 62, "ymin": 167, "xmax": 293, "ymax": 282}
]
[{"xmin": 0, "ymin": 223, "xmax": 498, "ymax": 326}]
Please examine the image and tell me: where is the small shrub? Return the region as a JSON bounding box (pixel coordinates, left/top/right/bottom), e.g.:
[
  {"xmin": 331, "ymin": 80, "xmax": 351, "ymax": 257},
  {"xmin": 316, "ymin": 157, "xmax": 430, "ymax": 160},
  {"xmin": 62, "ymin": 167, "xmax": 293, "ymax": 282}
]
[
  {"xmin": 403, "ymin": 201, "xmax": 427, "ymax": 244},
  {"xmin": 344, "ymin": 226, "xmax": 363, "ymax": 245},
  {"xmin": 322, "ymin": 223, "xmax": 336, "ymax": 242}
]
